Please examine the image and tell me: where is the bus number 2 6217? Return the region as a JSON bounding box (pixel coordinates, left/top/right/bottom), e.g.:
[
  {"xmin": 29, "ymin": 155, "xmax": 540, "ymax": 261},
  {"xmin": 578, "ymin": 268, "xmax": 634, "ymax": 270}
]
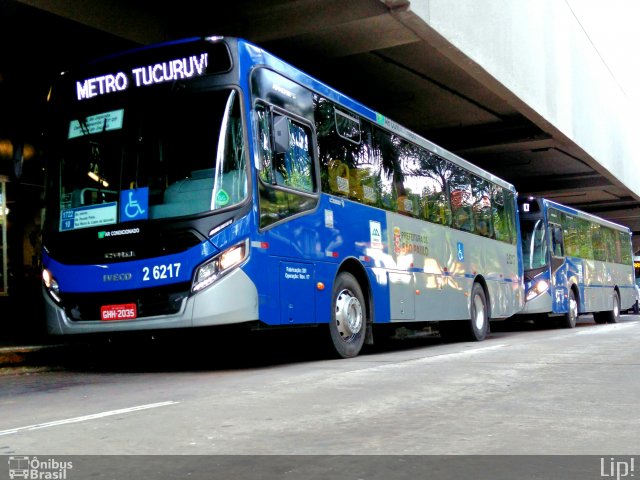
[{"xmin": 142, "ymin": 263, "xmax": 182, "ymax": 281}]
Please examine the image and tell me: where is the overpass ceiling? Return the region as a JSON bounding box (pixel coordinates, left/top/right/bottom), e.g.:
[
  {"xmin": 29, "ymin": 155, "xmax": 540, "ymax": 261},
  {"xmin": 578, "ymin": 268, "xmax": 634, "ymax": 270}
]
[{"xmin": 6, "ymin": 0, "xmax": 640, "ymax": 239}]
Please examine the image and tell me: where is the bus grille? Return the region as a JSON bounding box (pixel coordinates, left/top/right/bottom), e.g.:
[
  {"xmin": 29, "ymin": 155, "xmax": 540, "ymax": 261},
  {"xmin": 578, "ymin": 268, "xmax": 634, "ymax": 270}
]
[
  {"xmin": 61, "ymin": 283, "xmax": 190, "ymax": 321},
  {"xmin": 47, "ymin": 228, "xmax": 205, "ymax": 264},
  {"xmin": 154, "ymin": 229, "xmax": 204, "ymax": 256}
]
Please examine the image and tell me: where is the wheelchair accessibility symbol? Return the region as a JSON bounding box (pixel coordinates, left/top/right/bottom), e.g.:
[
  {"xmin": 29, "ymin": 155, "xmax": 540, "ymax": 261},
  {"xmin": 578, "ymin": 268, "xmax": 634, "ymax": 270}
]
[
  {"xmin": 457, "ymin": 242, "xmax": 464, "ymax": 262},
  {"xmin": 120, "ymin": 188, "xmax": 148, "ymax": 222}
]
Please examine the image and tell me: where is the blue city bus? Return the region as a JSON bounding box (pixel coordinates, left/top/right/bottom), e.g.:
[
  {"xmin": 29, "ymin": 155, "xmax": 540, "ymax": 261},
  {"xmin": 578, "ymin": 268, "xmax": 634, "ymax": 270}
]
[
  {"xmin": 41, "ymin": 36, "xmax": 523, "ymax": 358},
  {"xmin": 517, "ymin": 197, "xmax": 635, "ymax": 327}
]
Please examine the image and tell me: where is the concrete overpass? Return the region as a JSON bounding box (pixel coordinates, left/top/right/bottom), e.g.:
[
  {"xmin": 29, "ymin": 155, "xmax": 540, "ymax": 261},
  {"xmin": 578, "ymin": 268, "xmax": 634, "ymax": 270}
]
[{"xmin": 3, "ymin": 0, "xmax": 640, "ymax": 247}]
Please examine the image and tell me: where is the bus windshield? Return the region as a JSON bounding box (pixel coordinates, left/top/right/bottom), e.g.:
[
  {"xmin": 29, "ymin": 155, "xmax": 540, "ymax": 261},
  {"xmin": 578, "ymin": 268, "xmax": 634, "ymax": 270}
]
[
  {"xmin": 49, "ymin": 87, "xmax": 247, "ymax": 232},
  {"xmin": 520, "ymin": 218, "xmax": 548, "ymax": 270}
]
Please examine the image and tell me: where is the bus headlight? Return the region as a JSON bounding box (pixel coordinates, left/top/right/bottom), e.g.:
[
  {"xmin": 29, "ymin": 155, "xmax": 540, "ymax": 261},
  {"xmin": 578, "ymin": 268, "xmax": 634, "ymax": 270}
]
[
  {"xmin": 42, "ymin": 268, "xmax": 62, "ymax": 303},
  {"xmin": 526, "ymin": 279, "xmax": 549, "ymax": 301},
  {"xmin": 192, "ymin": 240, "xmax": 248, "ymax": 293}
]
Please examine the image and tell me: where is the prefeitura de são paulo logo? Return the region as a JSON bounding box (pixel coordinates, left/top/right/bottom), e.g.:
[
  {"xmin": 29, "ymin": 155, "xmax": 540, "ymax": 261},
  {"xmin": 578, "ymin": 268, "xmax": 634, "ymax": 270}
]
[{"xmin": 8, "ymin": 456, "xmax": 73, "ymax": 479}]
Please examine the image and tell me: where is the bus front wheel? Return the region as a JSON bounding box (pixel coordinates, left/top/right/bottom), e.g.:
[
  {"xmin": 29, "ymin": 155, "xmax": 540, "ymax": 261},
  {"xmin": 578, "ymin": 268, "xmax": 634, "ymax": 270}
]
[
  {"xmin": 559, "ymin": 289, "xmax": 578, "ymax": 328},
  {"xmin": 328, "ymin": 272, "xmax": 367, "ymax": 358}
]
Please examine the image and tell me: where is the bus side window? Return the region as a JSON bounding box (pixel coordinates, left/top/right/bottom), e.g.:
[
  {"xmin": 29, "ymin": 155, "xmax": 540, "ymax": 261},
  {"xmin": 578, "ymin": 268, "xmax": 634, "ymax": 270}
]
[
  {"xmin": 256, "ymin": 105, "xmax": 318, "ymax": 229},
  {"xmin": 449, "ymin": 165, "xmax": 474, "ymax": 233},
  {"xmin": 272, "ymin": 115, "xmax": 314, "ymax": 193},
  {"xmin": 551, "ymin": 224, "xmax": 564, "ymax": 257},
  {"xmin": 471, "ymin": 176, "xmax": 493, "ymax": 238},
  {"xmin": 421, "ymin": 154, "xmax": 452, "ymax": 227}
]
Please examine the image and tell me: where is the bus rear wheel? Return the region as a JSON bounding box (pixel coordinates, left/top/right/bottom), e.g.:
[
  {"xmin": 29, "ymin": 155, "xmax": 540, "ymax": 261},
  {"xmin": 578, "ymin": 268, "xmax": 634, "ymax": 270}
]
[
  {"xmin": 328, "ymin": 272, "xmax": 367, "ymax": 358},
  {"xmin": 440, "ymin": 283, "xmax": 489, "ymax": 342},
  {"xmin": 468, "ymin": 283, "xmax": 490, "ymax": 341},
  {"xmin": 606, "ymin": 290, "xmax": 621, "ymax": 323},
  {"xmin": 594, "ymin": 290, "xmax": 620, "ymax": 324}
]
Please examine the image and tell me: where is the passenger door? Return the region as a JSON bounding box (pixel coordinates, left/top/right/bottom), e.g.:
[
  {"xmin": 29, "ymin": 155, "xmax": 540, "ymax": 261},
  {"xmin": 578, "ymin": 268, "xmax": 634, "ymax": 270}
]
[{"xmin": 549, "ymin": 222, "xmax": 568, "ymax": 313}]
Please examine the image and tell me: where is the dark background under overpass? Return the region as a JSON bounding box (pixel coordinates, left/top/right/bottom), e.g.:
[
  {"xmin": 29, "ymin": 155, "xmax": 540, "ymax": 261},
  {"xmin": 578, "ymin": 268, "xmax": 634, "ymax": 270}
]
[{"xmin": 0, "ymin": 0, "xmax": 638, "ymax": 333}]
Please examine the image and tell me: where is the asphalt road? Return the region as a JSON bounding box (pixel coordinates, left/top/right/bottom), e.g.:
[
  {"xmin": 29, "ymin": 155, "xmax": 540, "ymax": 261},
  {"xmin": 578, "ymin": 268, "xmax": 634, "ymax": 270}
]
[{"xmin": 1, "ymin": 314, "xmax": 639, "ymax": 460}]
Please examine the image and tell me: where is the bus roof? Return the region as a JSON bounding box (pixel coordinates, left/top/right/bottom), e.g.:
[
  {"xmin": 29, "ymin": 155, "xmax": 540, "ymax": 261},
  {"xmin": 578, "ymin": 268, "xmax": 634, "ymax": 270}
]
[
  {"xmin": 60, "ymin": 35, "xmax": 516, "ymax": 193},
  {"xmin": 237, "ymin": 37, "xmax": 516, "ymax": 192},
  {"xmin": 541, "ymin": 197, "xmax": 631, "ymax": 233}
]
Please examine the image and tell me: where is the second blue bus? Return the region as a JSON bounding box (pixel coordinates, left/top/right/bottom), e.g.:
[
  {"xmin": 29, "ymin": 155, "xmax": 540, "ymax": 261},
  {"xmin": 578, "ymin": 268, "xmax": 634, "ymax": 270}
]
[{"xmin": 518, "ymin": 197, "xmax": 635, "ymax": 327}]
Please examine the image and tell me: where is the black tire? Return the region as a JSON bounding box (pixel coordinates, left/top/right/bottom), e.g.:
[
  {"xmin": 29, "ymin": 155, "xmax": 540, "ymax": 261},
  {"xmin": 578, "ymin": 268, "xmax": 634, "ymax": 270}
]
[
  {"xmin": 594, "ymin": 290, "xmax": 621, "ymax": 324},
  {"xmin": 438, "ymin": 319, "xmax": 461, "ymax": 341},
  {"xmin": 467, "ymin": 283, "xmax": 490, "ymax": 341},
  {"xmin": 559, "ymin": 288, "xmax": 578, "ymax": 328},
  {"xmin": 328, "ymin": 272, "xmax": 367, "ymax": 358},
  {"xmin": 604, "ymin": 290, "xmax": 621, "ymax": 324},
  {"xmin": 593, "ymin": 311, "xmax": 607, "ymax": 324},
  {"xmin": 441, "ymin": 283, "xmax": 489, "ymax": 341}
]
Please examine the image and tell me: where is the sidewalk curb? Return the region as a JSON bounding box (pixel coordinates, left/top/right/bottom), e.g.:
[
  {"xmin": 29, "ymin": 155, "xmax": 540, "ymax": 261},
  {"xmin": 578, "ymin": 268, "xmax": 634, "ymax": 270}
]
[{"xmin": 0, "ymin": 345, "xmax": 66, "ymax": 368}]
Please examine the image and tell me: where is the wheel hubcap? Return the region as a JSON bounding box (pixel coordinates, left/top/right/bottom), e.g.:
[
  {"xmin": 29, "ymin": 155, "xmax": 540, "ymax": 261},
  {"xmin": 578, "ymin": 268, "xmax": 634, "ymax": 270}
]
[
  {"xmin": 569, "ymin": 297, "xmax": 578, "ymax": 321},
  {"xmin": 335, "ymin": 289, "xmax": 363, "ymax": 341},
  {"xmin": 473, "ymin": 295, "xmax": 485, "ymax": 330},
  {"xmin": 614, "ymin": 296, "xmax": 619, "ymax": 318}
]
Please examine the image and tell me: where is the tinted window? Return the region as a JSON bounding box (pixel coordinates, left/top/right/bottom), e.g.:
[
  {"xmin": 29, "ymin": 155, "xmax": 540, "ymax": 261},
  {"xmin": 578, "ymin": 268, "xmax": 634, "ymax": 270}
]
[{"xmin": 256, "ymin": 105, "xmax": 317, "ymax": 228}]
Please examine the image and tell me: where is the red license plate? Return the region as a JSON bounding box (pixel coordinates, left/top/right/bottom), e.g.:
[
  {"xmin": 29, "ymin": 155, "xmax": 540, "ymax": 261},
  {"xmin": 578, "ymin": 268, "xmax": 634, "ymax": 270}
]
[{"xmin": 101, "ymin": 303, "xmax": 137, "ymax": 321}]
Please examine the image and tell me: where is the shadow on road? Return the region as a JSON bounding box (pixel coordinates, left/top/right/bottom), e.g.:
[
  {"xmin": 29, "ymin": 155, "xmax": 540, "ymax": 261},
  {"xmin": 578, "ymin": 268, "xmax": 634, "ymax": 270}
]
[
  {"xmin": 16, "ymin": 313, "xmax": 639, "ymax": 374},
  {"xmin": 36, "ymin": 325, "xmax": 443, "ymax": 374}
]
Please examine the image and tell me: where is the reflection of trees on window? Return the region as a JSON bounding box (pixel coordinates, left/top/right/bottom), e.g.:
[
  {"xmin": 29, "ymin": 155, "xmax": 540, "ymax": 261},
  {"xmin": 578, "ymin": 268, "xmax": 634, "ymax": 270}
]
[
  {"xmin": 492, "ymin": 187, "xmax": 516, "ymax": 244},
  {"xmin": 470, "ymin": 175, "xmax": 493, "ymax": 238},
  {"xmin": 576, "ymin": 218, "xmax": 593, "ymax": 259},
  {"xmin": 314, "ymin": 95, "xmax": 378, "ymax": 203},
  {"xmin": 612, "ymin": 230, "xmax": 622, "ymax": 264},
  {"xmin": 313, "ymin": 93, "xmax": 518, "ymax": 242},
  {"xmin": 257, "ymin": 107, "xmax": 274, "ymax": 185},
  {"xmin": 394, "ymin": 141, "xmax": 422, "ymax": 217},
  {"xmin": 274, "ymin": 117, "xmax": 313, "ymax": 192},
  {"xmin": 520, "ymin": 218, "xmax": 548, "ymax": 269},
  {"xmin": 620, "ymin": 232, "xmax": 632, "ymax": 264},
  {"xmin": 335, "ymin": 108, "xmax": 361, "ymax": 144},
  {"xmin": 601, "ymin": 227, "xmax": 619, "ymax": 263},
  {"xmin": 502, "ymin": 190, "xmax": 517, "ymax": 245},
  {"xmin": 374, "ymin": 130, "xmax": 404, "ymax": 212},
  {"xmin": 563, "ymin": 215, "xmax": 578, "ymax": 257},
  {"xmin": 255, "ymin": 104, "xmax": 317, "ymax": 229},
  {"xmin": 449, "ymin": 165, "xmax": 473, "ymax": 232},
  {"xmin": 591, "ymin": 224, "xmax": 605, "ymax": 261},
  {"xmin": 575, "ymin": 221, "xmax": 630, "ymax": 264},
  {"xmin": 423, "ymin": 155, "xmax": 452, "ymax": 226},
  {"xmin": 550, "ymin": 223, "xmax": 564, "ymax": 257}
]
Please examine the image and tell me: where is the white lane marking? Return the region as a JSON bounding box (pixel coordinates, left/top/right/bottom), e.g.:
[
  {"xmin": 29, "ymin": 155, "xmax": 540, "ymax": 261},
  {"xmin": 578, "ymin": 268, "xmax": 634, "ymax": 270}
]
[
  {"xmin": 403, "ymin": 343, "xmax": 508, "ymax": 363},
  {"xmin": 575, "ymin": 323, "xmax": 638, "ymax": 335},
  {"xmin": 340, "ymin": 343, "xmax": 509, "ymax": 376},
  {"xmin": 409, "ymin": 343, "xmax": 509, "ymax": 363},
  {"xmin": 0, "ymin": 401, "xmax": 179, "ymax": 436}
]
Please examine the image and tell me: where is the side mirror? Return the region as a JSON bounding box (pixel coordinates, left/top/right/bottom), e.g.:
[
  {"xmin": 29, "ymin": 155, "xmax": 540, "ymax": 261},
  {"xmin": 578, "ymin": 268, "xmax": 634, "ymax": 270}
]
[{"xmin": 273, "ymin": 115, "xmax": 290, "ymax": 154}]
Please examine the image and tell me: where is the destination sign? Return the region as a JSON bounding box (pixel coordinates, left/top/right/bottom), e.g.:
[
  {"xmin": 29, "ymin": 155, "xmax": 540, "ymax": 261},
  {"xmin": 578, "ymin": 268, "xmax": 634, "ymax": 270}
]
[
  {"xmin": 60, "ymin": 202, "xmax": 118, "ymax": 231},
  {"xmin": 76, "ymin": 53, "xmax": 209, "ymax": 101}
]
